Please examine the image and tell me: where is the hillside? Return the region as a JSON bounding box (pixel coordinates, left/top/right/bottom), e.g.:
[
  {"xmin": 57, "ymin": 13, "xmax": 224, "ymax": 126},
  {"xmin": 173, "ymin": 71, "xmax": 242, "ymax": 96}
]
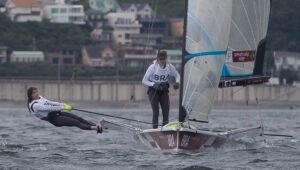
[{"xmin": 118, "ymin": 0, "xmax": 299, "ymax": 53}]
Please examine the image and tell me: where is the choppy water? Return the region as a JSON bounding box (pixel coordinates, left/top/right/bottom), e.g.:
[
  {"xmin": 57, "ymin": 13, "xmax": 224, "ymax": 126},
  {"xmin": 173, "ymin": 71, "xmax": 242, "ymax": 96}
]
[{"xmin": 0, "ymin": 107, "xmax": 299, "ymax": 170}]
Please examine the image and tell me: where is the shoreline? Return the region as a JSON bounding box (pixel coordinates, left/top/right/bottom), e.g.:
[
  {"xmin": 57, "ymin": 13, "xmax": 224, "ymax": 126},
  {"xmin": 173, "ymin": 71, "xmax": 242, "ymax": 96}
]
[{"xmin": 1, "ymin": 100, "xmax": 299, "ymax": 110}]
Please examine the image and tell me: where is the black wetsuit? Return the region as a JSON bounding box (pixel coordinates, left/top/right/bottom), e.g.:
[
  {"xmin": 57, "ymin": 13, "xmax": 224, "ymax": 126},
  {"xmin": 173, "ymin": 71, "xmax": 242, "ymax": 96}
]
[{"xmin": 43, "ymin": 111, "xmax": 95, "ymax": 130}]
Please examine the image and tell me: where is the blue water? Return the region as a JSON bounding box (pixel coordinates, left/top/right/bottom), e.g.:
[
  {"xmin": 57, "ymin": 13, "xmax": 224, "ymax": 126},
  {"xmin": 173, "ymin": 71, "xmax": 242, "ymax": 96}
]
[{"xmin": 0, "ymin": 107, "xmax": 299, "ymax": 170}]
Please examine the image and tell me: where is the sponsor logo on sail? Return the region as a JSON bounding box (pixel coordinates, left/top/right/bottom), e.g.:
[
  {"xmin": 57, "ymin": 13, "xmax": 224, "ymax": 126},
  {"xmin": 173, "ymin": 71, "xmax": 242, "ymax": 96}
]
[{"xmin": 232, "ymin": 50, "xmax": 256, "ymax": 62}]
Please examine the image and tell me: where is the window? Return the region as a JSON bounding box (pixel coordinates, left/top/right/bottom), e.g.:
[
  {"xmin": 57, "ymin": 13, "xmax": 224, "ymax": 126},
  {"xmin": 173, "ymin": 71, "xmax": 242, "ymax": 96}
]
[
  {"xmin": 128, "ymin": 61, "xmax": 139, "ymax": 67},
  {"xmin": 125, "ymin": 33, "xmax": 130, "ymax": 39},
  {"xmin": 60, "ymin": 8, "xmax": 67, "ymax": 13},
  {"xmin": 52, "ymin": 57, "xmax": 58, "ymax": 64},
  {"xmin": 63, "ymin": 58, "xmax": 73, "ymax": 64},
  {"xmin": 71, "ymin": 8, "xmax": 81, "ymax": 13},
  {"xmin": 51, "ymin": 8, "xmax": 59, "ymax": 14},
  {"xmin": 97, "ymin": 22, "xmax": 103, "ymax": 27}
]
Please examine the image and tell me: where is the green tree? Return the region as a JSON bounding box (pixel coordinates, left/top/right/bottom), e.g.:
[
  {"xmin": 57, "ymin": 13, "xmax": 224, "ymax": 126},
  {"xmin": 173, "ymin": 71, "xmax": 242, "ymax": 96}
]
[{"xmin": 0, "ymin": 13, "xmax": 92, "ymax": 54}]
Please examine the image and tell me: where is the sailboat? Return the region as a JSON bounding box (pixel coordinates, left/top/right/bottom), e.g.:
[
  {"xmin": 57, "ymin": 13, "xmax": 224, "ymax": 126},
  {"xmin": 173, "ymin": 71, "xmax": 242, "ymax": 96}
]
[{"xmin": 101, "ymin": 0, "xmax": 271, "ymax": 152}]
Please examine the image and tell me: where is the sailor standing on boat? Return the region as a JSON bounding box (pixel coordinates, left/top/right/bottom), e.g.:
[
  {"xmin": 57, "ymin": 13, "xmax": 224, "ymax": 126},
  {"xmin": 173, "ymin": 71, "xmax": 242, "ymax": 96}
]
[
  {"xmin": 27, "ymin": 87, "xmax": 102, "ymax": 133},
  {"xmin": 142, "ymin": 50, "xmax": 180, "ymax": 128}
]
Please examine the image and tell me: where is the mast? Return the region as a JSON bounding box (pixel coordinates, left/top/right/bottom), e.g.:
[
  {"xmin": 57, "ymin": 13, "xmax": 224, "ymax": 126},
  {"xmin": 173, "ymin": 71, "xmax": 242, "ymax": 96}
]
[{"xmin": 178, "ymin": 0, "xmax": 188, "ymax": 122}]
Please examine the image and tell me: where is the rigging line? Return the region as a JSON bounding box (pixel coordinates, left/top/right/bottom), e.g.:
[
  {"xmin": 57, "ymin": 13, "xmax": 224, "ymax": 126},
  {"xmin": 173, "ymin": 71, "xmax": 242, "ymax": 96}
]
[
  {"xmin": 73, "ymin": 108, "xmax": 154, "ymax": 125},
  {"xmin": 144, "ymin": 0, "xmax": 156, "ymax": 64},
  {"xmin": 245, "ymin": 98, "xmax": 249, "ymax": 125},
  {"xmin": 264, "ymin": 1, "xmax": 270, "ymax": 37},
  {"xmin": 232, "ymin": 86, "xmax": 244, "ymax": 95},
  {"xmin": 259, "ymin": 0, "xmax": 263, "ymax": 38},
  {"xmin": 261, "ymin": 1, "xmax": 266, "ymax": 35},
  {"xmin": 241, "ymin": 0, "xmax": 257, "ymax": 46},
  {"xmin": 222, "ymin": 86, "xmax": 243, "ymax": 101},
  {"xmin": 231, "ymin": 19, "xmax": 251, "ymax": 49},
  {"xmin": 255, "ymin": 96, "xmax": 263, "ymax": 128},
  {"xmin": 253, "ymin": 0, "xmax": 259, "ymax": 44}
]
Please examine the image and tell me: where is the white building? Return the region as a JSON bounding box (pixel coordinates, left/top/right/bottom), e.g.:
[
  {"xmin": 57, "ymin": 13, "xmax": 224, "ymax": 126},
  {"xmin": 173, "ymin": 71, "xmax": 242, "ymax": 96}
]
[
  {"xmin": 89, "ymin": 0, "xmax": 120, "ymax": 13},
  {"xmin": 0, "ymin": 46, "xmax": 8, "ymax": 63},
  {"xmin": 0, "ymin": 0, "xmax": 7, "ymax": 13},
  {"xmin": 38, "ymin": 0, "xmax": 64, "ymax": 5},
  {"xmin": 106, "ymin": 12, "xmax": 141, "ymax": 45},
  {"xmin": 120, "ymin": 3, "xmax": 154, "ymax": 19},
  {"xmin": 10, "ymin": 51, "xmax": 44, "ymax": 63},
  {"xmin": 274, "ymin": 51, "xmax": 300, "ymax": 72},
  {"xmin": 5, "ymin": 0, "xmax": 43, "ymax": 22},
  {"xmin": 43, "ymin": 3, "xmax": 85, "ymax": 24}
]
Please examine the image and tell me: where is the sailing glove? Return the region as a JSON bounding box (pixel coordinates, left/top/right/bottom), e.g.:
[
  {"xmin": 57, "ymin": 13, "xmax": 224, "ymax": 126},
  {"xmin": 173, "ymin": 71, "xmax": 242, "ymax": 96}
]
[
  {"xmin": 63, "ymin": 104, "xmax": 73, "ymax": 111},
  {"xmin": 173, "ymin": 82, "xmax": 179, "ymax": 90}
]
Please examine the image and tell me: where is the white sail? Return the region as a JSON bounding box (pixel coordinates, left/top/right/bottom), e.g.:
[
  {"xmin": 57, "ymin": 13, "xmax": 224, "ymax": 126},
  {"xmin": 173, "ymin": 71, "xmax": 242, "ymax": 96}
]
[
  {"xmin": 223, "ymin": 0, "xmax": 271, "ymax": 76},
  {"xmin": 182, "ymin": 0, "xmax": 232, "ymax": 122}
]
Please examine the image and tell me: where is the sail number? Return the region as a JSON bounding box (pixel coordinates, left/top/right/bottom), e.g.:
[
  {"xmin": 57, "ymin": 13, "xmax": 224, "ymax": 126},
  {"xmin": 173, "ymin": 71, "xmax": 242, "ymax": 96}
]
[
  {"xmin": 167, "ymin": 134, "xmax": 175, "ymax": 147},
  {"xmin": 180, "ymin": 135, "xmax": 190, "ymax": 147}
]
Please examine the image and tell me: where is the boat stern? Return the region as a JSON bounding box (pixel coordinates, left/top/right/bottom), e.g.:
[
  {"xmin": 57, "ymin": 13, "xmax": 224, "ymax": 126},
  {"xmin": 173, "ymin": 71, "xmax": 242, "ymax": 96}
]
[{"xmin": 136, "ymin": 122, "xmax": 224, "ymax": 152}]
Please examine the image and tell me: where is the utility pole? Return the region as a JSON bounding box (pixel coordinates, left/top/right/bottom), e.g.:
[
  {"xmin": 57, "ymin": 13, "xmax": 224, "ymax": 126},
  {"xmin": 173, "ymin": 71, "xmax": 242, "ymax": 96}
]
[
  {"xmin": 57, "ymin": 56, "xmax": 61, "ymax": 101},
  {"xmin": 32, "ymin": 37, "xmax": 36, "ymax": 51},
  {"xmin": 115, "ymin": 54, "xmax": 119, "ymax": 101}
]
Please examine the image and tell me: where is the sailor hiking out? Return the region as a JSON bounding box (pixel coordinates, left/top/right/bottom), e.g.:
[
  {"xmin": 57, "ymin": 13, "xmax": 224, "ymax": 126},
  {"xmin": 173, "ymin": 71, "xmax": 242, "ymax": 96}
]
[
  {"xmin": 142, "ymin": 50, "xmax": 180, "ymax": 128},
  {"xmin": 27, "ymin": 87, "xmax": 102, "ymax": 133}
]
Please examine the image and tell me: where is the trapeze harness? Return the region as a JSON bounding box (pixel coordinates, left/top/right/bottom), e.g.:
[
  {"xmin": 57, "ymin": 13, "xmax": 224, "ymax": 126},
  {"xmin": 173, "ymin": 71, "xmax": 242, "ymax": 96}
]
[{"xmin": 29, "ymin": 96, "xmax": 95, "ymax": 130}]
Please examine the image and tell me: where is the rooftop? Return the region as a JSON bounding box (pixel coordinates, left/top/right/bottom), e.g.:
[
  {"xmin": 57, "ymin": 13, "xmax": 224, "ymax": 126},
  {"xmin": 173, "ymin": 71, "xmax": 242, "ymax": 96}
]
[{"xmin": 10, "ymin": 0, "xmax": 41, "ymax": 8}]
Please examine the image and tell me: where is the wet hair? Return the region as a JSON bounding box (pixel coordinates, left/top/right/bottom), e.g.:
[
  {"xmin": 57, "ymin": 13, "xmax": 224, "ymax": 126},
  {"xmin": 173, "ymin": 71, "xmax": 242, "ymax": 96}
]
[
  {"xmin": 157, "ymin": 50, "xmax": 167, "ymax": 60},
  {"xmin": 27, "ymin": 87, "xmax": 37, "ymax": 112}
]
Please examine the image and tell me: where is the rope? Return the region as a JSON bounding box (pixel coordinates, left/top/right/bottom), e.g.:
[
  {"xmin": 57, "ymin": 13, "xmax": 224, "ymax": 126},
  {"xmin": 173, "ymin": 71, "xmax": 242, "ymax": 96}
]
[{"xmin": 73, "ymin": 108, "xmax": 154, "ymax": 125}]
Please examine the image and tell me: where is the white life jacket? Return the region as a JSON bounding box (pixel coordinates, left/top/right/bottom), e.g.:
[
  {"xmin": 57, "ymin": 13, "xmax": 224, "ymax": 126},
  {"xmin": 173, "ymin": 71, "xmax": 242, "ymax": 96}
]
[
  {"xmin": 29, "ymin": 96, "xmax": 64, "ymax": 119},
  {"xmin": 151, "ymin": 64, "xmax": 171, "ymax": 83}
]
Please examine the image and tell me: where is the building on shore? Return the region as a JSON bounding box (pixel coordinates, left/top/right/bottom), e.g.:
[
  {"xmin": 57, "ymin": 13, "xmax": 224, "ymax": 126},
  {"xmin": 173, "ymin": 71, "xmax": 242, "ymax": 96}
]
[{"xmin": 10, "ymin": 51, "xmax": 44, "ymax": 62}]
